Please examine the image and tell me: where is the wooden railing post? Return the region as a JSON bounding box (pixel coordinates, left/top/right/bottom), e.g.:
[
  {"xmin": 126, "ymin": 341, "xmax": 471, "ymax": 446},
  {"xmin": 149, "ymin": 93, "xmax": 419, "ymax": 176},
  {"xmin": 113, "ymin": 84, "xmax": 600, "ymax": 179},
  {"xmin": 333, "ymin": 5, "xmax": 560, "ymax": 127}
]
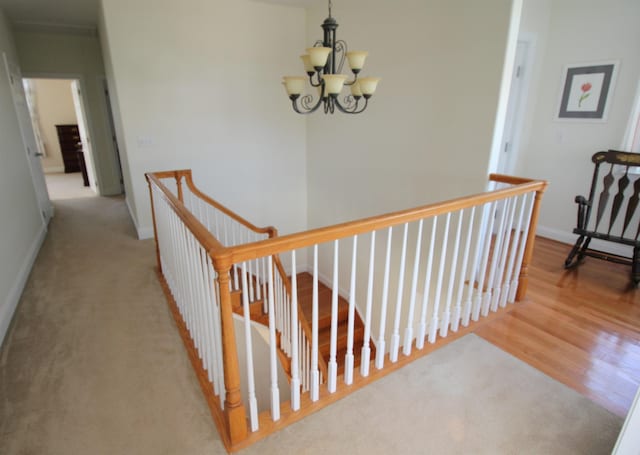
[
  {"xmin": 516, "ymin": 186, "xmax": 547, "ymax": 301},
  {"xmin": 175, "ymin": 172, "xmax": 184, "ymax": 203},
  {"xmin": 213, "ymin": 253, "xmax": 248, "ymax": 445},
  {"xmin": 145, "ymin": 175, "xmax": 162, "ymax": 273}
]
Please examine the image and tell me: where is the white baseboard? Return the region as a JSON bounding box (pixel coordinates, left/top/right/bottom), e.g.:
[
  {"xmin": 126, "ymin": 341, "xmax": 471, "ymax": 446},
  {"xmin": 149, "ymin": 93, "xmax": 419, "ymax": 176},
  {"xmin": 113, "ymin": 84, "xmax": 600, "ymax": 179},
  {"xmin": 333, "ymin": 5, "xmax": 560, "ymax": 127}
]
[
  {"xmin": 137, "ymin": 226, "xmax": 154, "ymax": 240},
  {"xmin": 125, "ymin": 196, "xmax": 154, "ymax": 240},
  {"xmin": 0, "ymin": 223, "xmax": 47, "ymax": 347},
  {"xmin": 536, "ymin": 225, "xmax": 633, "ymax": 258}
]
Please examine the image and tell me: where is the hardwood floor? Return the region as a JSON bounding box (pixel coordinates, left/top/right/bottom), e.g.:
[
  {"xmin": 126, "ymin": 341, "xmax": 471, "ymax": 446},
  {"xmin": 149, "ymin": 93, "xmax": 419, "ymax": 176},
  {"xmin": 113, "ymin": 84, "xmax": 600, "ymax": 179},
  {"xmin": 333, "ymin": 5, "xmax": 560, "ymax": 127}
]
[{"xmin": 476, "ymin": 236, "xmax": 640, "ymax": 418}]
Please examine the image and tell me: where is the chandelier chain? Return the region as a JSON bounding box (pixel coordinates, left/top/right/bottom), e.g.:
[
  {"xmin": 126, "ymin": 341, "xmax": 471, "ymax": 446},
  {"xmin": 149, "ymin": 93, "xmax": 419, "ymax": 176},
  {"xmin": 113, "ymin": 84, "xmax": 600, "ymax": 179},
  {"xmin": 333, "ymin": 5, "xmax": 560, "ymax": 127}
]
[{"xmin": 328, "ymin": 0, "xmax": 332, "ymax": 18}]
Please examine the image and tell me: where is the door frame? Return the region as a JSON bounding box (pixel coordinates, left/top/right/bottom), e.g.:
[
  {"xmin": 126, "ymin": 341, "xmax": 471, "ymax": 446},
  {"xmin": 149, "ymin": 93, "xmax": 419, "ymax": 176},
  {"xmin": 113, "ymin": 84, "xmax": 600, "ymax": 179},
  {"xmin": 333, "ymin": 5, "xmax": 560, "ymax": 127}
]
[
  {"xmin": 496, "ymin": 35, "xmax": 536, "ymax": 175},
  {"xmin": 3, "ymin": 52, "xmax": 53, "ymax": 224},
  {"xmin": 22, "ymin": 71, "xmax": 102, "ymax": 196}
]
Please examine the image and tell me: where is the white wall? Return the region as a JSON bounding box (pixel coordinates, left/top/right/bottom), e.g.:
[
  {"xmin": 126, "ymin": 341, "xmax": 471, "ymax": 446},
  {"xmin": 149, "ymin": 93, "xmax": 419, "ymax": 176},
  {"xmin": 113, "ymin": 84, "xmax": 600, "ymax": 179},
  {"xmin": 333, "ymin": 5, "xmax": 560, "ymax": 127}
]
[
  {"xmin": 99, "ymin": 0, "xmax": 308, "ymax": 239},
  {"xmin": 298, "ymin": 0, "xmax": 516, "ymax": 351},
  {"xmin": 0, "ymin": 8, "xmax": 47, "ymax": 346},
  {"xmin": 305, "ymin": 0, "xmax": 514, "ymax": 231},
  {"xmin": 515, "ymin": 0, "xmax": 640, "ymax": 248},
  {"xmin": 30, "ymin": 78, "xmax": 78, "ymax": 173},
  {"xmin": 13, "ymin": 26, "xmax": 122, "ymax": 196}
]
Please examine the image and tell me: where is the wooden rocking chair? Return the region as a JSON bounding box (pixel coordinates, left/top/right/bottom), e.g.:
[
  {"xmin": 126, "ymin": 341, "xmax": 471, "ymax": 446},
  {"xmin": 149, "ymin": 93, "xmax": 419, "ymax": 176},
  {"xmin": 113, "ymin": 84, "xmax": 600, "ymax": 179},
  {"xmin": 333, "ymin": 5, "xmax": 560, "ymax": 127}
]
[{"xmin": 564, "ymin": 150, "xmax": 640, "ymax": 284}]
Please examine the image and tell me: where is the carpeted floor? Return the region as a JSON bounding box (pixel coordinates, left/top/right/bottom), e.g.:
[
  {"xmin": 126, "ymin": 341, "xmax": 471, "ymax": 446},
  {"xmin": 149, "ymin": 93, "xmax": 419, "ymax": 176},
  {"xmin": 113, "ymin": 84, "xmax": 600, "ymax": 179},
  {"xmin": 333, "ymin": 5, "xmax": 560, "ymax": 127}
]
[
  {"xmin": 0, "ymin": 196, "xmax": 624, "ymax": 454},
  {"xmin": 45, "ymin": 172, "xmax": 96, "ymax": 200}
]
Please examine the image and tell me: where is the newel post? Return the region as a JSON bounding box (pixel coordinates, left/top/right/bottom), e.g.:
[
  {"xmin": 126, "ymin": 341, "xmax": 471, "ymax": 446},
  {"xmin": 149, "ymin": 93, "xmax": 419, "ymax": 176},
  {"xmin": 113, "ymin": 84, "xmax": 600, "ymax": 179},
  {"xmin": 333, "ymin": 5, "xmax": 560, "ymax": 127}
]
[
  {"xmin": 213, "ymin": 252, "xmax": 248, "ymax": 445},
  {"xmin": 146, "ymin": 174, "xmax": 162, "ymax": 273},
  {"xmin": 175, "ymin": 171, "xmax": 184, "ymax": 203},
  {"xmin": 516, "ymin": 185, "xmax": 547, "ymax": 301}
]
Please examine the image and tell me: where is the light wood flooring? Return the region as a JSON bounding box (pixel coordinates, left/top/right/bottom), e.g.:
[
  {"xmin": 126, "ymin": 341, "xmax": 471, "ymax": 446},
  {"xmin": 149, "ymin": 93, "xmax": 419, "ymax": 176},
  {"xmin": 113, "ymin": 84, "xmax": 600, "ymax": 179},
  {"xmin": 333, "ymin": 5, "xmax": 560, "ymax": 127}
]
[{"xmin": 477, "ymin": 236, "xmax": 640, "ymax": 417}]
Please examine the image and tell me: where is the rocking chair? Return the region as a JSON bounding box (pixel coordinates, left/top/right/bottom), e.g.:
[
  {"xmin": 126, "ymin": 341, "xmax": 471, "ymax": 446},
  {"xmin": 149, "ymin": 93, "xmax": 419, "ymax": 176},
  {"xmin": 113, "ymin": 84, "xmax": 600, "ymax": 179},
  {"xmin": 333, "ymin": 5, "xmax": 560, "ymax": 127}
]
[{"xmin": 564, "ymin": 150, "xmax": 640, "ymax": 284}]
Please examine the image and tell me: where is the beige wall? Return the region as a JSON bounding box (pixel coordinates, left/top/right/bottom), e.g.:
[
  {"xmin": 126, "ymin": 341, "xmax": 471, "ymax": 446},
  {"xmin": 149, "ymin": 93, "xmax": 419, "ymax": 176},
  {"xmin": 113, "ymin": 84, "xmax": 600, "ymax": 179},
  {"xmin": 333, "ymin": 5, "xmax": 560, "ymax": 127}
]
[
  {"xmin": 305, "ymin": 0, "xmax": 514, "ymax": 231},
  {"xmin": 30, "ymin": 78, "xmax": 78, "ymax": 173},
  {"xmin": 299, "ymin": 0, "xmax": 515, "ymax": 348},
  {"xmin": 0, "ymin": 8, "xmax": 46, "ymax": 345},
  {"xmin": 100, "ymin": 0, "xmax": 308, "ymax": 239},
  {"xmin": 515, "ymin": 0, "xmax": 640, "ymax": 253},
  {"xmin": 14, "ymin": 27, "xmax": 122, "ymax": 195}
]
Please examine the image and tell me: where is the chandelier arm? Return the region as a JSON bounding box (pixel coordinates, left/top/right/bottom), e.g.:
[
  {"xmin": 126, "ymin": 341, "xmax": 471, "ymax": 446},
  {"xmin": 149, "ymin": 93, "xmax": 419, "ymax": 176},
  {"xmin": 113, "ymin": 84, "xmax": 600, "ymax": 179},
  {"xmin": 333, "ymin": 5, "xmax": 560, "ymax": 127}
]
[
  {"xmin": 335, "ymin": 40, "xmax": 347, "ymax": 74},
  {"xmin": 292, "ymin": 95, "xmax": 324, "ymax": 115},
  {"xmin": 333, "ymin": 95, "xmax": 368, "ymax": 114},
  {"xmin": 308, "ymin": 72, "xmax": 323, "ymax": 87},
  {"xmin": 344, "ymin": 73, "xmax": 359, "ymax": 86}
]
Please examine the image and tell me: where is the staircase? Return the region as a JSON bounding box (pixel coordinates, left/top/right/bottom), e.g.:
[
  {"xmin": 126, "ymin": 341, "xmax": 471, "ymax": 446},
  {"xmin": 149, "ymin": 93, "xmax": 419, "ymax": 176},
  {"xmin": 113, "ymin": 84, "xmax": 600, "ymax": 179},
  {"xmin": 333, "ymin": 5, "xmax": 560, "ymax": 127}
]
[
  {"xmin": 231, "ymin": 270, "xmax": 373, "ymax": 378},
  {"xmin": 294, "ymin": 272, "xmax": 373, "ymax": 375}
]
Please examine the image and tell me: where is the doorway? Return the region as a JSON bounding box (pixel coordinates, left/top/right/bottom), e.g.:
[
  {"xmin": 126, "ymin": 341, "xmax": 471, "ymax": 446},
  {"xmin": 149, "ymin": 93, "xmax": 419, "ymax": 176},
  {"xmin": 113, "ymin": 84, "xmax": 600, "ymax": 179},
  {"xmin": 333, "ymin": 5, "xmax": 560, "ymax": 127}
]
[
  {"xmin": 22, "ymin": 77, "xmax": 98, "ymax": 201},
  {"xmin": 496, "ymin": 39, "xmax": 532, "ymax": 175}
]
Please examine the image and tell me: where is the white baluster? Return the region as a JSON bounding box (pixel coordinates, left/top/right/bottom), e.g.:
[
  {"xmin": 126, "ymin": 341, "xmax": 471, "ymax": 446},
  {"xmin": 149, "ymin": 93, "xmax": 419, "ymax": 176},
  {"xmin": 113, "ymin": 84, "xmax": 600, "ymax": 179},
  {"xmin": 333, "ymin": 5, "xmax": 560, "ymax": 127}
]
[
  {"xmin": 311, "ymin": 245, "xmax": 320, "ymax": 401},
  {"xmin": 417, "ymin": 216, "xmax": 437, "ymax": 349},
  {"xmin": 473, "ymin": 202, "xmax": 497, "ymax": 321},
  {"xmin": 509, "ymin": 192, "xmax": 535, "ymax": 303},
  {"xmin": 240, "ymin": 263, "xmax": 259, "ymax": 432},
  {"xmin": 462, "ymin": 204, "xmax": 487, "ymax": 326},
  {"xmin": 390, "ymin": 223, "xmax": 409, "ymax": 362},
  {"xmin": 262, "ymin": 256, "xmax": 268, "ymax": 314},
  {"xmin": 452, "ymin": 206, "xmax": 476, "ymax": 332},
  {"xmin": 482, "ymin": 198, "xmax": 509, "ymax": 317},
  {"xmin": 328, "ymin": 240, "xmax": 339, "ymax": 392},
  {"xmin": 429, "ymin": 212, "xmax": 451, "ymax": 343},
  {"xmin": 403, "ymin": 220, "xmax": 423, "ymax": 356},
  {"xmin": 440, "ymin": 210, "xmax": 464, "ymax": 338},
  {"xmin": 491, "ymin": 196, "xmax": 518, "ymax": 312},
  {"xmin": 345, "ymin": 236, "xmax": 358, "ymax": 384},
  {"xmin": 501, "ymin": 194, "xmax": 526, "ymax": 307},
  {"xmin": 227, "ymin": 221, "xmax": 238, "ymax": 290},
  {"xmin": 247, "ymin": 233, "xmax": 255, "ymax": 303},
  {"xmin": 361, "ymin": 231, "xmax": 376, "ymax": 376},
  {"xmin": 202, "ymin": 255, "xmax": 219, "ymax": 394},
  {"xmin": 266, "ymin": 256, "xmax": 281, "ymax": 421},
  {"xmin": 375, "ymin": 227, "xmax": 393, "ymax": 369}
]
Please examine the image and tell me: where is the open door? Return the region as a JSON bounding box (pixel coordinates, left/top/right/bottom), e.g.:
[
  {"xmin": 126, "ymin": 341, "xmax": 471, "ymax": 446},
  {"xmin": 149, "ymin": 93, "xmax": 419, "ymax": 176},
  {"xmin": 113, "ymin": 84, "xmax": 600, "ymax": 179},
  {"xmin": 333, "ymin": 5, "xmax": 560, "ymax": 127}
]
[
  {"xmin": 70, "ymin": 80, "xmax": 99, "ymax": 193},
  {"xmin": 3, "ymin": 52, "xmax": 52, "ymax": 224}
]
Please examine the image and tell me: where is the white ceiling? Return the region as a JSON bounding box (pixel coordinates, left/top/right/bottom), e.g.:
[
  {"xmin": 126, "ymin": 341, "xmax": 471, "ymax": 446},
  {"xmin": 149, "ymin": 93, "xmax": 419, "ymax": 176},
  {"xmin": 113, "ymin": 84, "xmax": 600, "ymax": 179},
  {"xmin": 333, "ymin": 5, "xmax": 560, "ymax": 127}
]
[
  {"xmin": 0, "ymin": 0, "xmax": 100, "ymax": 27},
  {"xmin": 0, "ymin": 0, "xmax": 317, "ymax": 28}
]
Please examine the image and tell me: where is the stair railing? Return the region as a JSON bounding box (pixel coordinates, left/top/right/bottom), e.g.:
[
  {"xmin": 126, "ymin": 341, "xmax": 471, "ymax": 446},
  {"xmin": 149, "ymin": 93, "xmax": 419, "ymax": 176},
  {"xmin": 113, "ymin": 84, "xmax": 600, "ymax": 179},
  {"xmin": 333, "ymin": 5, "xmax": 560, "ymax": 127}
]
[
  {"xmin": 176, "ymin": 170, "xmax": 328, "ymax": 393},
  {"xmin": 147, "ymin": 170, "xmax": 547, "ymax": 452}
]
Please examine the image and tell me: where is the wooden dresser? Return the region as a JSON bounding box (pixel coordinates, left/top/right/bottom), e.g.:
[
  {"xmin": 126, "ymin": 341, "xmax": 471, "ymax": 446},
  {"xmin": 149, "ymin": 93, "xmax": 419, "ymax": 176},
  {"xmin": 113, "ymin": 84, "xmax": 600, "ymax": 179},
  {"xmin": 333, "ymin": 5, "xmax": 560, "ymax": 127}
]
[
  {"xmin": 55, "ymin": 124, "xmax": 89, "ymax": 186},
  {"xmin": 55, "ymin": 124, "xmax": 82, "ymax": 173}
]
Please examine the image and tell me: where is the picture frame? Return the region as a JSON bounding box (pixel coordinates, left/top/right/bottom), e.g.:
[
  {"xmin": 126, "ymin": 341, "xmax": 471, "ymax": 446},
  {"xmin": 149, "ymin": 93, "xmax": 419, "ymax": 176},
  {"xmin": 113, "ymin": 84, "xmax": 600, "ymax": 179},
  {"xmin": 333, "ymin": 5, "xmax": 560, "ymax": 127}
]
[{"xmin": 557, "ymin": 61, "xmax": 618, "ymax": 121}]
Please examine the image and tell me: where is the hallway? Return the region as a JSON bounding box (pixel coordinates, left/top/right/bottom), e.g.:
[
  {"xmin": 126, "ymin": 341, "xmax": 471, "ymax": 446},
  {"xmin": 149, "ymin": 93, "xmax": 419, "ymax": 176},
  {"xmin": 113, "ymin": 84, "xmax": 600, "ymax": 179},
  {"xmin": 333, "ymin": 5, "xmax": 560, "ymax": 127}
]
[
  {"xmin": 0, "ymin": 196, "xmax": 223, "ymax": 453},
  {"xmin": 0, "ymin": 196, "xmax": 625, "ymax": 454}
]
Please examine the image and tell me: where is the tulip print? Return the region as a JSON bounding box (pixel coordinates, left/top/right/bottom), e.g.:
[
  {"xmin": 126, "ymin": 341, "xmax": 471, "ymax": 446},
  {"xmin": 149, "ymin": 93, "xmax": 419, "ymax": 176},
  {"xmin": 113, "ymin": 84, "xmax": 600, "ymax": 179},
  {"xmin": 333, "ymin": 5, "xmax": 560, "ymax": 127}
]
[{"xmin": 579, "ymin": 82, "xmax": 592, "ymax": 107}]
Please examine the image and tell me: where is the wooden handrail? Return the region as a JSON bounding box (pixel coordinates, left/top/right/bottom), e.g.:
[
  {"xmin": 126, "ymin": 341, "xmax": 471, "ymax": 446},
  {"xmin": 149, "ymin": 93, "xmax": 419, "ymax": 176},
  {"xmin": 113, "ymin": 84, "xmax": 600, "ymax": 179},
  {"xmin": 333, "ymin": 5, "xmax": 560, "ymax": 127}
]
[
  {"xmin": 224, "ymin": 179, "xmax": 548, "ymax": 265},
  {"xmin": 146, "ymin": 172, "xmax": 225, "ymax": 253},
  {"xmin": 489, "ymin": 173, "xmax": 538, "ymax": 185},
  {"xmin": 179, "ymin": 170, "xmax": 277, "ymax": 237}
]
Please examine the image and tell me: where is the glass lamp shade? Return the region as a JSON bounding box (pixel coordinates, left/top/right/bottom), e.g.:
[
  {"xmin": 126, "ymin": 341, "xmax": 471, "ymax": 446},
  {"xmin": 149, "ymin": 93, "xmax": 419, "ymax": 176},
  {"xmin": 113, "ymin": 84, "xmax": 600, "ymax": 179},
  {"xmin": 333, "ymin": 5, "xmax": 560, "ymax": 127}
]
[
  {"xmin": 358, "ymin": 77, "xmax": 381, "ymax": 96},
  {"xmin": 282, "ymin": 76, "xmax": 306, "ymax": 96},
  {"xmin": 350, "ymin": 81, "xmax": 362, "ymax": 97},
  {"xmin": 322, "ymin": 74, "xmax": 348, "ymax": 95},
  {"xmin": 307, "ymin": 47, "xmax": 332, "ymax": 68},
  {"xmin": 300, "ymin": 54, "xmax": 314, "ymax": 73},
  {"xmin": 346, "ymin": 51, "xmax": 368, "ymax": 71}
]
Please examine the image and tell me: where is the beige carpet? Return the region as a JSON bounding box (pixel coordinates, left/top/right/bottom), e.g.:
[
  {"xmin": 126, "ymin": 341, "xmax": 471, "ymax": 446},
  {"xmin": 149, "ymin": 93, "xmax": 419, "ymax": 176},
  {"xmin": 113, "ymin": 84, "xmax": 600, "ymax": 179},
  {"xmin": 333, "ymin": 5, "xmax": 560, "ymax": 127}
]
[
  {"xmin": 45, "ymin": 172, "xmax": 96, "ymax": 200},
  {"xmin": 0, "ymin": 196, "xmax": 623, "ymax": 454}
]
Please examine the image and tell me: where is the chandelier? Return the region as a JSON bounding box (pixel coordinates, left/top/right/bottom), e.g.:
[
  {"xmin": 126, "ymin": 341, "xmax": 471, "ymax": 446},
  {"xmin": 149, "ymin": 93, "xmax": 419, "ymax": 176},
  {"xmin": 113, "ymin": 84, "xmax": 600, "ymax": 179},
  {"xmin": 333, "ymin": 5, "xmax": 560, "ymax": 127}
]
[{"xmin": 282, "ymin": 0, "xmax": 380, "ymax": 115}]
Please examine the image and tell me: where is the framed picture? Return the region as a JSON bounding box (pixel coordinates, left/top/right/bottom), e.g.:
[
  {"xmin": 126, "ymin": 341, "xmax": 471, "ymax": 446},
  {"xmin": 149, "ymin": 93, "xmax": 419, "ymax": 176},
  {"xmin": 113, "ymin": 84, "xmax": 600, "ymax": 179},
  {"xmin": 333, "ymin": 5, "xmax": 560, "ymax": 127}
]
[{"xmin": 557, "ymin": 61, "xmax": 618, "ymax": 121}]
